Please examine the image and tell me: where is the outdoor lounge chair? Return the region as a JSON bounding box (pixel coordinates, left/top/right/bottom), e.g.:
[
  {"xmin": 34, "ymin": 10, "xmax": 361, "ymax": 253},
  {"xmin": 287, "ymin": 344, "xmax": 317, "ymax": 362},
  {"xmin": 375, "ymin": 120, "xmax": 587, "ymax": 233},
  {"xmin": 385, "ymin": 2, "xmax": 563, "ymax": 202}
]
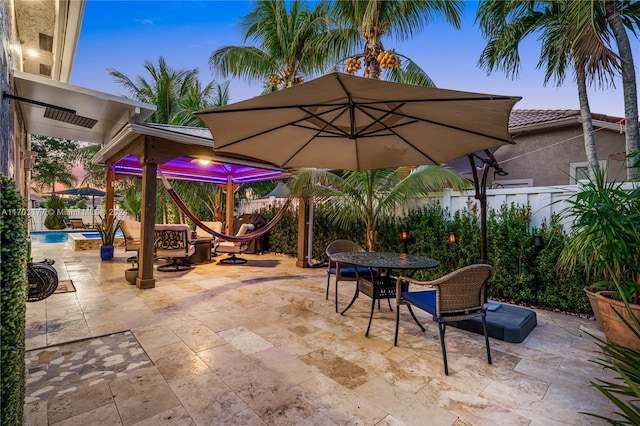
[
  {"xmin": 325, "ymin": 240, "xmax": 375, "ymax": 313},
  {"xmin": 196, "ymin": 220, "xmax": 223, "ymax": 252},
  {"xmin": 69, "ymin": 218, "xmax": 88, "ymax": 229},
  {"xmin": 394, "ymin": 264, "xmax": 495, "ymax": 375},
  {"xmin": 214, "ymin": 223, "xmax": 254, "ymax": 264},
  {"xmin": 120, "ymin": 220, "xmax": 141, "ymax": 262},
  {"xmin": 154, "ymin": 224, "xmax": 195, "ymax": 272}
]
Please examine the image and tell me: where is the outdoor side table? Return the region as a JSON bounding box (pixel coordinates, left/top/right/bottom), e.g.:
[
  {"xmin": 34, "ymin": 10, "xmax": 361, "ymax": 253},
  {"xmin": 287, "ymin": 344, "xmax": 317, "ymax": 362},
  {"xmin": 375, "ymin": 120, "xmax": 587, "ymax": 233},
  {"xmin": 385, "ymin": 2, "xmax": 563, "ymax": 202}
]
[
  {"xmin": 329, "ymin": 252, "xmax": 439, "ymax": 337},
  {"xmin": 189, "ymin": 237, "xmax": 212, "ymax": 263}
]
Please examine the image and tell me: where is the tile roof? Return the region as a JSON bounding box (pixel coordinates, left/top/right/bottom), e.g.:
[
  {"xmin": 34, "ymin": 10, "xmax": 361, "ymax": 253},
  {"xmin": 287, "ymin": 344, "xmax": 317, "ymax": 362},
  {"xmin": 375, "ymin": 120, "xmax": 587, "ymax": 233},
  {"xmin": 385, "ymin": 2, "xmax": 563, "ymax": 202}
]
[{"xmin": 509, "ymin": 109, "xmax": 625, "ymax": 128}]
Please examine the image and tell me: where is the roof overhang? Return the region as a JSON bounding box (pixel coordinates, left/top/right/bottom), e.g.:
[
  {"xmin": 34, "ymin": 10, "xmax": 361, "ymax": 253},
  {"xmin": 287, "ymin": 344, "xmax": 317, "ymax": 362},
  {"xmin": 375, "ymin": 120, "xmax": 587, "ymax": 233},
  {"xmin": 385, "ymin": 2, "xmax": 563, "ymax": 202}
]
[
  {"xmin": 93, "ymin": 123, "xmax": 289, "ymax": 185},
  {"xmin": 10, "ymin": 70, "xmax": 156, "ymax": 143},
  {"xmin": 510, "ymin": 116, "xmax": 626, "ymax": 135}
]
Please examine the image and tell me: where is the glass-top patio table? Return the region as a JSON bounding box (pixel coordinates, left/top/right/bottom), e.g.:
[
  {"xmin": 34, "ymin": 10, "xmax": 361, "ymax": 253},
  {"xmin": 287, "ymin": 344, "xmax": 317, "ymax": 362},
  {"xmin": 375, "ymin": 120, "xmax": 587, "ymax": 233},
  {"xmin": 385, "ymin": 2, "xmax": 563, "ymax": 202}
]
[{"xmin": 329, "ymin": 251, "xmax": 439, "ymax": 337}]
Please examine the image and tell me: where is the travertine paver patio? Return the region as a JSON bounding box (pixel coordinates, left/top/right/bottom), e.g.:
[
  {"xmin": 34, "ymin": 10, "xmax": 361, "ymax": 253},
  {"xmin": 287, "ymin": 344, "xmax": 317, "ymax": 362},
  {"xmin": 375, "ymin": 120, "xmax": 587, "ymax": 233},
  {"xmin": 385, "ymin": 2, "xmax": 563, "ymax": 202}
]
[{"xmin": 24, "ymin": 241, "xmax": 618, "ymax": 425}]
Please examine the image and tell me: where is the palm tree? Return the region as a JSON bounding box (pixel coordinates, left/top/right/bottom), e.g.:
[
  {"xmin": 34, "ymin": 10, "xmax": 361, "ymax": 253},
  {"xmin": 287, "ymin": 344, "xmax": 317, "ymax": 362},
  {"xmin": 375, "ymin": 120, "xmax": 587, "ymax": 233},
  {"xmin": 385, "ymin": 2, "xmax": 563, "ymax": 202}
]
[
  {"xmin": 326, "ymin": 0, "xmax": 463, "ymax": 85},
  {"xmin": 170, "ymin": 80, "xmax": 230, "ymax": 127},
  {"xmin": 477, "ymin": 1, "xmax": 620, "ymax": 176},
  {"xmin": 287, "ymin": 167, "xmax": 468, "ymax": 251},
  {"xmin": 75, "ymin": 143, "xmax": 105, "ymax": 188},
  {"xmin": 566, "ymin": 0, "xmax": 640, "ymax": 179},
  {"xmin": 209, "ymin": 0, "xmax": 332, "ymax": 93},
  {"xmin": 120, "ymin": 186, "xmax": 142, "ymax": 221},
  {"xmin": 108, "ymin": 56, "xmax": 200, "ymax": 124}
]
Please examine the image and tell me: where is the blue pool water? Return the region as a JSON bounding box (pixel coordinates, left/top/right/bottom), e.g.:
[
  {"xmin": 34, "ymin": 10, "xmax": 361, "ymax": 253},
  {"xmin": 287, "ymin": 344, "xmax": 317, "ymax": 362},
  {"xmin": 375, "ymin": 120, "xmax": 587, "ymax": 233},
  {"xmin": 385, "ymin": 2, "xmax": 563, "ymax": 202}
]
[{"xmin": 30, "ymin": 230, "xmax": 123, "ymax": 244}]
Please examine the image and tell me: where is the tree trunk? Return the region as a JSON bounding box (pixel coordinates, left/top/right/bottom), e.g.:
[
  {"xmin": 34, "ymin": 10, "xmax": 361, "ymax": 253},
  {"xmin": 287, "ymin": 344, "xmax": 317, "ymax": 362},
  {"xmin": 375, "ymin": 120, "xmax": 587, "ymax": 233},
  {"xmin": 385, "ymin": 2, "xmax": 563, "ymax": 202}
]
[
  {"xmin": 576, "ymin": 65, "xmax": 600, "ymax": 178},
  {"xmin": 363, "ymin": 33, "xmax": 384, "ymax": 79},
  {"xmin": 605, "ymin": 0, "xmax": 639, "ymax": 180}
]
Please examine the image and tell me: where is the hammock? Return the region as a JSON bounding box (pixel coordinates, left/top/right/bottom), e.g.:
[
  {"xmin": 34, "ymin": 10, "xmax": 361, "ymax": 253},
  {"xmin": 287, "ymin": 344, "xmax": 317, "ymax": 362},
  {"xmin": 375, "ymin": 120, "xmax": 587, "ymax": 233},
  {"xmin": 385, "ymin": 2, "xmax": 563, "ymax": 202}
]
[{"xmin": 159, "ymin": 171, "xmax": 291, "ymax": 243}]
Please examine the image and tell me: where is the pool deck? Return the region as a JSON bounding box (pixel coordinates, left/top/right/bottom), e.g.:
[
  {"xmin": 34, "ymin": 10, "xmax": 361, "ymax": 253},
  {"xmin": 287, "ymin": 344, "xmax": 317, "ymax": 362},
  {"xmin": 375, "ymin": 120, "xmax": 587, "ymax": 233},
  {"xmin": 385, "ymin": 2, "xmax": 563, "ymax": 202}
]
[{"xmin": 24, "ymin": 241, "xmax": 619, "ymax": 425}]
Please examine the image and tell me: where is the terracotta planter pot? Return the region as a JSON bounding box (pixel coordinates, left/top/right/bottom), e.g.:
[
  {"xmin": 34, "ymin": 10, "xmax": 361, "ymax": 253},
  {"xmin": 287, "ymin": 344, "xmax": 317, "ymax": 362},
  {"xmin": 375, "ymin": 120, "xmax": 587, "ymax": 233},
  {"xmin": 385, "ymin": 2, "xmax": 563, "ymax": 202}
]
[
  {"xmin": 596, "ymin": 291, "xmax": 640, "ymax": 351},
  {"xmin": 584, "ymin": 287, "xmax": 607, "ymax": 331}
]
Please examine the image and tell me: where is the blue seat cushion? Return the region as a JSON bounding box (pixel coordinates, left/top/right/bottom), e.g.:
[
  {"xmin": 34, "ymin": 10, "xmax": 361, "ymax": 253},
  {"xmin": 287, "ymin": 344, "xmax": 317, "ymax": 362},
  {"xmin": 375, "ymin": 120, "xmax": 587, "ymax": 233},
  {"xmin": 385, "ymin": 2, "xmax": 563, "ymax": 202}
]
[
  {"xmin": 328, "ymin": 266, "xmax": 372, "ymax": 277},
  {"xmin": 401, "ymin": 290, "xmax": 436, "ymax": 315}
]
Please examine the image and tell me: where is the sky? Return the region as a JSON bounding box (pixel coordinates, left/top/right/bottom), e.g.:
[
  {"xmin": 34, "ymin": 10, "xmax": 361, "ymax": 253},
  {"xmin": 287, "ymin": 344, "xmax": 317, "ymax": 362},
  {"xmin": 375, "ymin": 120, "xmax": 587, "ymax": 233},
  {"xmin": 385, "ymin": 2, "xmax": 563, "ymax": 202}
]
[{"xmin": 71, "ymin": 0, "xmax": 638, "ymax": 118}]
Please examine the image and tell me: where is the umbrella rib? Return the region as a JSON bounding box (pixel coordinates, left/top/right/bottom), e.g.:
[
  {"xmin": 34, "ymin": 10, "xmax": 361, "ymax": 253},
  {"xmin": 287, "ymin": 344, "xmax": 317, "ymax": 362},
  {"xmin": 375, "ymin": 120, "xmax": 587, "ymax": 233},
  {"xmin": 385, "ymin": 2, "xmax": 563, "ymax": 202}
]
[
  {"xmin": 216, "ymin": 105, "xmax": 348, "ymax": 149},
  {"xmin": 281, "ymin": 106, "xmax": 353, "ymax": 168},
  {"xmin": 298, "ymin": 105, "xmax": 352, "ymax": 137},
  {"xmin": 360, "ymin": 104, "xmax": 515, "ymax": 145},
  {"xmin": 349, "ymin": 103, "xmax": 407, "ymax": 138}
]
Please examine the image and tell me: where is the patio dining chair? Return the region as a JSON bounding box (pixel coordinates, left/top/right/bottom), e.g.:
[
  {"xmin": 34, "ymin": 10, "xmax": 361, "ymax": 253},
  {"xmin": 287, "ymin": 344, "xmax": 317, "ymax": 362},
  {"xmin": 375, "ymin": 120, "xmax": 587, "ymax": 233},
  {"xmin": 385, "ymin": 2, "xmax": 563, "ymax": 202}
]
[
  {"xmin": 394, "ymin": 264, "xmax": 495, "ymax": 375},
  {"xmin": 325, "ymin": 240, "xmax": 375, "ymax": 313}
]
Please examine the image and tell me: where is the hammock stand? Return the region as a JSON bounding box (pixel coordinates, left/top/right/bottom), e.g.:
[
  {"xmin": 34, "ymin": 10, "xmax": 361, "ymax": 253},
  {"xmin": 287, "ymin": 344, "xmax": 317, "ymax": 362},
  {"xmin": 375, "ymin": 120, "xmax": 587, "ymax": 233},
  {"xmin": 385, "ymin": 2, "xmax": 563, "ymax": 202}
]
[{"xmin": 158, "ymin": 171, "xmax": 291, "ymax": 243}]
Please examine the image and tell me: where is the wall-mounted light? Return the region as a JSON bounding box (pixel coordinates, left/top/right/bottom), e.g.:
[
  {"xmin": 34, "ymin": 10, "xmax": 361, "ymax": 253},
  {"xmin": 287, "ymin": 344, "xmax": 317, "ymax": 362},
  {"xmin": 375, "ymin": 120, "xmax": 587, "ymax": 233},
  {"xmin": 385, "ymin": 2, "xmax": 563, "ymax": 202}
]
[{"xmin": 447, "ymin": 231, "xmax": 458, "ymax": 244}]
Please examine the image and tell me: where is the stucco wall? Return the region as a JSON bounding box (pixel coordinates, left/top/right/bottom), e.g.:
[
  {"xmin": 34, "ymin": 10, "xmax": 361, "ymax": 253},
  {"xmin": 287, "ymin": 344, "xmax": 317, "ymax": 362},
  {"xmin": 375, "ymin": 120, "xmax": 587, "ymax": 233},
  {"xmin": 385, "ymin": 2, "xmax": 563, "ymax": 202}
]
[{"xmin": 492, "ymin": 123, "xmax": 627, "ymax": 187}]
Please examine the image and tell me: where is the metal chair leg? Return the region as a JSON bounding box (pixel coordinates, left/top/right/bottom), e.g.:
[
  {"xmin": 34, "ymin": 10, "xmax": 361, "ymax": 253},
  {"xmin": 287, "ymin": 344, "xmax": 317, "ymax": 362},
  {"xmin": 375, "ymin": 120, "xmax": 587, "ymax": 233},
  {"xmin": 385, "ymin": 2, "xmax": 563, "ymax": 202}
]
[
  {"xmin": 482, "ymin": 315, "xmax": 492, "ymax": 365},
  {"xmin": 326, "ymin": 273, "xmax": 330, "ymax": 300},
  {"xmin": 438, "ymin": 322, "xmax": 449, "ymax": 375},
  {"xmin": 340, "ymin": 281, "xmax": 359, "ymax": 316},
  {"xmin": 335, "ymin": 278, "xmax": 339, "ymax": 313},
  {"xmin": 407, "ymin": 305, "xmax": 425, "ymax": 332},
  {"xmin": 366, "ymin": 296, "xmax": 376, "ymax": 337},
  {"xmin": 394, "ymin": 305, "xmax": 401, "ymax": 346}
]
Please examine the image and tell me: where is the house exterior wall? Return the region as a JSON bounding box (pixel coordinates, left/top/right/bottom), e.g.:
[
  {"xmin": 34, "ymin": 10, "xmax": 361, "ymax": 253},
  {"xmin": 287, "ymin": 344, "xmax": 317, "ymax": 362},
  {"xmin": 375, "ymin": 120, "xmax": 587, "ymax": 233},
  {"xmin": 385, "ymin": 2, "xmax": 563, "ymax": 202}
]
[
  {"xmin": 492, "ymin": 123, "xmax": 627, "ymax": 187},
  {"xmin": 1, "ymin": 0, "xmax": 30, "ymax": 195},
  {"xmin": 1, "ymin": 0, "xmax": 14, "ymax": 179}
]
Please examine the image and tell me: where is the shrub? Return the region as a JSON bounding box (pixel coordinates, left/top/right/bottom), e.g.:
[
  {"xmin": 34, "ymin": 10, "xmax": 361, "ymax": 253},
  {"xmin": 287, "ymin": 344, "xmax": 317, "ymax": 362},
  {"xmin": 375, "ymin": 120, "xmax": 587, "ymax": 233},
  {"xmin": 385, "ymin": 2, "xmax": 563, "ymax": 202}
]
[
  {"xmin": 261, "ymin": 199, "xmax": 588, "ymax": 313},
  {"xmin": 43, "ymin": 195, "xmax": 66, "ymax": 229},
  {"xmin": 0, "ymin": 176, "xmax": 28, "ymax": 424}
]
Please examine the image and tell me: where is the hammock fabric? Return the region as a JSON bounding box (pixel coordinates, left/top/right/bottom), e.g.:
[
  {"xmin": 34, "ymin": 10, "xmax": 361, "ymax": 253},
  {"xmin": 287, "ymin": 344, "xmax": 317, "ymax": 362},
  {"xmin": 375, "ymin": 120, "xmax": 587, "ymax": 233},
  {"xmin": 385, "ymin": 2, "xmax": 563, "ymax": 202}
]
[{"xmin": 159, "ymin": 171, "xmax": 291, "ymax": 243}]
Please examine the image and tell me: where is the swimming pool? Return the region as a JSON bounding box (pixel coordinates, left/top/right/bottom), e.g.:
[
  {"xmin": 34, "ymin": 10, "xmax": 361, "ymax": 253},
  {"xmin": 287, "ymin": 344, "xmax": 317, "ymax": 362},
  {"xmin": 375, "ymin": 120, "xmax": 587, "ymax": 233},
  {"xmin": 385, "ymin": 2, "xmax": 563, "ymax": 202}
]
[{"xmin": 30, "ymin": 230, "xmax": 123, "ymax": 244}]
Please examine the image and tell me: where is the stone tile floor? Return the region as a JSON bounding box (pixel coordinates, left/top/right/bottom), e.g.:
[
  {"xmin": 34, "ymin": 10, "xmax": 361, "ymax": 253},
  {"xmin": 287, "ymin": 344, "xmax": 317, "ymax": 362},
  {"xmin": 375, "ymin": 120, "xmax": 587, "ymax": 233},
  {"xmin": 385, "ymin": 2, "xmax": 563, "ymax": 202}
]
[{"xmin": 24, "ymin": 242, "xmax": 619, "ymax": 425}]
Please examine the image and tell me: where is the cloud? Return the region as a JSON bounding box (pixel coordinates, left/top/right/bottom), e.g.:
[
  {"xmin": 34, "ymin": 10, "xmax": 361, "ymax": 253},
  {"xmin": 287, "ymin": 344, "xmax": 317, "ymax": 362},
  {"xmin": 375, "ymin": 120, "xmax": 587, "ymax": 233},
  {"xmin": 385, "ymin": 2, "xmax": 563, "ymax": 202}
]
[{"xmin": 134, "ymin": 18, "xmax": 155, "ymax": 25}]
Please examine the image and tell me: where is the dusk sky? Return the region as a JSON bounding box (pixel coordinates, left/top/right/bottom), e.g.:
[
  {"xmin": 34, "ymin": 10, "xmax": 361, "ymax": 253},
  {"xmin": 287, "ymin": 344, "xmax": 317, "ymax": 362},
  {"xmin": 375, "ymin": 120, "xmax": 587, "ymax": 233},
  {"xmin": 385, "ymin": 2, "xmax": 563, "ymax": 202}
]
[{"xmin": 71, "ymin": 1, "xmax": 638, "ymax": 118}]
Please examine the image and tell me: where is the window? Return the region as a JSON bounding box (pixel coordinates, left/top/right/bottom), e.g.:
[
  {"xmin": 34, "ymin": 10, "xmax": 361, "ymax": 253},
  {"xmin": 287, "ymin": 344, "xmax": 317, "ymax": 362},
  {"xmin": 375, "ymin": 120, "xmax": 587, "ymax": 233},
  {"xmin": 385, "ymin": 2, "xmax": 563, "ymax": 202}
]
[
  {"xmin": 492, "ymin": 178, "xmax": 532, "ymax": 189},
  {"xmin": 569, "ymin": 161, "xmax": 606, "ymax": 184}
]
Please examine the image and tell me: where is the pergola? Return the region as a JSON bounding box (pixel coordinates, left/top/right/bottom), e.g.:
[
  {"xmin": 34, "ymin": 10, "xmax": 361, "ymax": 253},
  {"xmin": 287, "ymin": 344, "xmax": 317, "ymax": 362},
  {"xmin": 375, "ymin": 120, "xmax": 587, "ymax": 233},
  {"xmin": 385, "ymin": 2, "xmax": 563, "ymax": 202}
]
[
  {"xmin": 92, "ymin": 122, "xmax": 290, "ymax": 289},
  {"xmin": 11, "ymin": 68, "xmax": 301, "ymax": 291}
]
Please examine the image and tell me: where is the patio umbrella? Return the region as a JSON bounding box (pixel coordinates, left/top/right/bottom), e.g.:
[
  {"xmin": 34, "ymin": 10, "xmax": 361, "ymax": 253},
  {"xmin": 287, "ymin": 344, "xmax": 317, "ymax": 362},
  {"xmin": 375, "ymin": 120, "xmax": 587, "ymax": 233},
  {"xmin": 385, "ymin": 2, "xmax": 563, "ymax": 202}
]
[
  {"xmin": 54, "ymin": 187, "xmax": 106, "ymax": 226},
  {"xmin": 195, "ymin": 72, "xmax": 521, "ymax": 171}
]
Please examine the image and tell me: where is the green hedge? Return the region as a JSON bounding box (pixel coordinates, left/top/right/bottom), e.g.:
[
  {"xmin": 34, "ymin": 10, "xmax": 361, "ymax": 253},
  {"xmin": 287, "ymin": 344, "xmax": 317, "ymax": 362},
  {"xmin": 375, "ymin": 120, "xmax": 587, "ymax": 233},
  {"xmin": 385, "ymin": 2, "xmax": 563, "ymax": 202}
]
[
  {"xmin": 0, "ymin": 176, "xmax": 28, "ymax": 424},
  {"xmin": 262, "ymin": 200, "xmax": 589, "ymax": 313}
]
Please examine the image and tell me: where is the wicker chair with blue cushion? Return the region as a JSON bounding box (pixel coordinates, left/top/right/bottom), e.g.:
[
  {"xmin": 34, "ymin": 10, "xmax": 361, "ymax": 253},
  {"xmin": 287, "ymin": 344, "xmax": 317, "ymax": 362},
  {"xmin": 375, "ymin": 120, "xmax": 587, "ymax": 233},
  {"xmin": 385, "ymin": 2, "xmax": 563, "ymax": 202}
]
[
  {"xmin": 325, "ymin": 240, "xmax": 375, "ymax": 313},
  {"xmin": 394, "ymin": 264, "xmax": 495, "ymax": 375}
]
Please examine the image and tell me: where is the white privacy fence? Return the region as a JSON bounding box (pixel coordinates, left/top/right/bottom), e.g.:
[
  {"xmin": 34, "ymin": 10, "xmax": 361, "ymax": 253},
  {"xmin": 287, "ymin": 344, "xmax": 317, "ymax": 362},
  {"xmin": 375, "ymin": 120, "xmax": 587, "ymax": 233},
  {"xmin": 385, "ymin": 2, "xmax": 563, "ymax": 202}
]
[
  {"xmin": 239, "ymin": 183, "xmax": 638, "ymax": 233},
  {"xmin": 29, "ymin": 208, "xmax": 134, "ymax": 231}
]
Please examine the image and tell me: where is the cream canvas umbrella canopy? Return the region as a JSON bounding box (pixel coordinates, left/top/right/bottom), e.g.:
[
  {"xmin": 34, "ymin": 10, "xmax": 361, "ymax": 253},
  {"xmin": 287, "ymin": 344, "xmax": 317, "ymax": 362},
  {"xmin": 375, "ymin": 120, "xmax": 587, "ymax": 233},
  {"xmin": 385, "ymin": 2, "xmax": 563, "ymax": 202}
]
[{"xmin": 195, "ymin": 73, "xmax": 521, "ymax": 171}]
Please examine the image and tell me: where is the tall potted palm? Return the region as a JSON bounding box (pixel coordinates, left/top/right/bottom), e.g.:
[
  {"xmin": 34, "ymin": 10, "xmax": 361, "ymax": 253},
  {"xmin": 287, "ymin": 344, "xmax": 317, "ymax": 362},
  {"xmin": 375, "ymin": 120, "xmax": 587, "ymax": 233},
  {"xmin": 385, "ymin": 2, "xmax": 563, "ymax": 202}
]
[
  {"xmin": 558, "ymin": 167, "xmax": 640, "ymax": 348},
  {"xmin": 96, "ymin": 214, "xmax": 120, "ymax": 261}
]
